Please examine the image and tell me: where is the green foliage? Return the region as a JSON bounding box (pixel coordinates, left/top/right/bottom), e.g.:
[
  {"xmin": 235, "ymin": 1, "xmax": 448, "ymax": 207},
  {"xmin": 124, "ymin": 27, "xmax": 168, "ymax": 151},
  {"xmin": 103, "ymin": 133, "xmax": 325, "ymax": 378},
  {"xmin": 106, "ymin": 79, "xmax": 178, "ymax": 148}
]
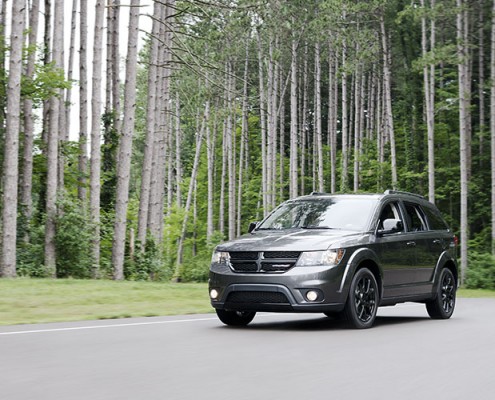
[
  {"xmin": 55, "ymin": 195, "xmax": 94, "ymax": 278},
  {"xmin": 17, "ymin": 224, "xmax": 46, "ymax": 278},
  {"xmin": 21, "ymin": 61, "xmax": 71, "ymax": 106},
  {"xmin": 101, "ymin": 111, "xmax": 119, "ymax": 211},
  {"xmin": 465, "ymin": 252, "xmax": 495, "ymax": 290}
]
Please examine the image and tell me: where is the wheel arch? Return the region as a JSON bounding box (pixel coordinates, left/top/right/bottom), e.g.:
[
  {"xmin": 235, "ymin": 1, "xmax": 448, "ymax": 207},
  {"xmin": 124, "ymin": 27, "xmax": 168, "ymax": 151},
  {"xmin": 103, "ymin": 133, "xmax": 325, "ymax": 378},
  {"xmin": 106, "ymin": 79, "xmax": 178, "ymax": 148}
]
[{"xmin": 340, "ymin": 248, "xmax": 383, "ymax": 300}]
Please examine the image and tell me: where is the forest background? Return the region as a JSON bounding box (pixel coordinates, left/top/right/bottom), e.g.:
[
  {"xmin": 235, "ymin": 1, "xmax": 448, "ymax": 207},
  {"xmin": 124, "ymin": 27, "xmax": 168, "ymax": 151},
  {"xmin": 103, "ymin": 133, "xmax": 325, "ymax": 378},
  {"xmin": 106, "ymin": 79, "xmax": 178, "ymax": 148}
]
[{"xmin": 1, "ymin": 0, "xmax": 495, "ymax": 290}]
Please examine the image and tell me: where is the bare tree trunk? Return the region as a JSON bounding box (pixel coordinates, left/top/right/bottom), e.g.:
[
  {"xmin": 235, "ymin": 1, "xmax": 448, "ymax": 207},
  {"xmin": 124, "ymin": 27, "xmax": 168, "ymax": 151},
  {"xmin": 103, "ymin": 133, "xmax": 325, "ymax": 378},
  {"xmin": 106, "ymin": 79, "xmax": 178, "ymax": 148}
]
[
  {"xmin": 44, "ymin": 0, "xmax": 64, "ymax": 277},
  {"xmin": 491, "ymin": 0, "xmax": 495, "ymax": 255},
  {"xmin": 137, "ymin": 0, "xmax": 161, "ymax": 247},
  {"xmin": 289, "ymin": 33, "xmax": 298, "ymax": 198},
  {"xmin": 328, "ymin": 43, "xmax": 337, "ymax": 194},
  {"xmin": 380, "ymin": 11, "xmax": 398, "ymax": 189},
  {"xmin": 457, "ymin": 0, "xmax": 469, "ymax": 283},
  {"xmin": 112, "ymin": 0, "xmax": 141, "ymax": 280},
  {"xmin": 301, "ymin": 43, "xmax": 308, "ymax": 195},
  {"xmin": 315, "ymin": 42, "xmax": 324, "ymax": 192},
  {"xmin": 257, "ymin": 31, "xmax": 268, "ymax": 214},
  {"xmin": 78, "ymin": 0, "xmax": 88, "ymax": 202},
  {"xmin": 65, "ymin": 0, "xmax": 78, "ymax": 137},
  {"xmin": 89, "ymin": 0, "xmax": 105, "ymax": 278},
  {"xmin": 237, "ymin": 45, "xmax": 249, "ymax": 236},
  {"xmin": 21, "ymin": 0, "xmax": 40, "ymax": 235},
  {"xmin": 0, "ymin": 0, "xmax": 25, "ymax": 277},
  {"xmin": 175, "ymin": 93, "xmax": 182, "ymax": 206},
  {"xmin": 478, "ymin": 0, "xmax": 485, "ymax": 163},
  {"xmin": 206, "ymin": 103, "xmax": 215, "ymax": 241},
  {"xmin": 422, "ymin": 0, "xmax": 436, "ymax": 203},
  {"xmin": 341, "ymin": 42, "xmax": 349, "ymax": 191},
  {"xmin": 227, "ymin": 64, "xmax": 236, "ymax": 240}
]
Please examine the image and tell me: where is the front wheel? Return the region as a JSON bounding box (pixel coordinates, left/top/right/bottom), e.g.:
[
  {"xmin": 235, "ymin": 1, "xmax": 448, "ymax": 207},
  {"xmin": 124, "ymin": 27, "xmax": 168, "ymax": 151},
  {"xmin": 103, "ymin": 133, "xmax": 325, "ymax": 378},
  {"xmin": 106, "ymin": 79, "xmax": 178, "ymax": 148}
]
[
  {"xmin": 343, "ymin": 268, "xmax": 379, "ymax": 329},
  {"xmin": 216, "ymin": 309, "xmax": 256, "ymax": 326},
  {"xmin": 426, "ymin": 268, "xmax": 456, "ymax": 319}
]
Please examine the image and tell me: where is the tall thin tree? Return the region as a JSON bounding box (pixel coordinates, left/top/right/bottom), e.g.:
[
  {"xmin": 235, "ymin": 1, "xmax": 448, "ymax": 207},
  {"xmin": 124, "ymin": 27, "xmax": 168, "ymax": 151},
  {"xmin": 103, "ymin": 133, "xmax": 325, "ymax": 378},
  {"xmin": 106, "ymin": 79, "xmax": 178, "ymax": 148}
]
[
  {"xmin": 112, "ymin": 0, "xmax": 141, "ymax": 280},
  {"xmin": 1, "ymin": 0, "xmax": 25, "ymax": 277}
]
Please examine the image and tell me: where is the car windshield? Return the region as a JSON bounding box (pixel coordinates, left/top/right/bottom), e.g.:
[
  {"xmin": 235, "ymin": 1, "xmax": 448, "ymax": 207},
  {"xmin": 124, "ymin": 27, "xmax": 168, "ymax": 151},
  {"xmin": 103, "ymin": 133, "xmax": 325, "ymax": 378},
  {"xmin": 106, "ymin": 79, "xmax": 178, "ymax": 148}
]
[{"xmin": 257, "ymin": 197, "xmax": 378, "ymax": 232}]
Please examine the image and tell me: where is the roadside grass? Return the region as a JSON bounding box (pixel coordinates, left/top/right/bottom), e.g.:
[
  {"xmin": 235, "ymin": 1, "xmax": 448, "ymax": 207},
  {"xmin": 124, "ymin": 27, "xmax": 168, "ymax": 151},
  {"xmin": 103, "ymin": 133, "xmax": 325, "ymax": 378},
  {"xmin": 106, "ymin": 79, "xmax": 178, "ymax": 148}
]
[
  {"xmin": 0, "ymin": 279, "xmax": 493, "ymax": 326},
  {"xmin": 0, "ymin": 278, "xmax": 211, "ymax": 326}
]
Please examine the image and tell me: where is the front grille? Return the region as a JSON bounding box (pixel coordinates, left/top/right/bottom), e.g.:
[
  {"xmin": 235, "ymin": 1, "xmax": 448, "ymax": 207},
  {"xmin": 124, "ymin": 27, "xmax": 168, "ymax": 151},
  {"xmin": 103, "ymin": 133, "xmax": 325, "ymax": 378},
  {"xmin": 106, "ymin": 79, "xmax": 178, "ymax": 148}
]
[
  {"xmin": 230, "ymin": 262, "xmax": 258, "ymax": 273},
  {"xmin": 228, "ymin": 251, "xmax": 301, "ymax": 273},
  {"xmin": 226, "ymin": 291, "xmax": 290, "ymax": 304},
  {"xmin": 261, "ymin": 262, "xmax": 293, "ymax": 272},
  {"xmin": 229, "ymin": 251, "xmax": 259, "ymax": 260},
  {"xmin": 263, "ymin": 251, "xmax": 300, "ymax": 259}
]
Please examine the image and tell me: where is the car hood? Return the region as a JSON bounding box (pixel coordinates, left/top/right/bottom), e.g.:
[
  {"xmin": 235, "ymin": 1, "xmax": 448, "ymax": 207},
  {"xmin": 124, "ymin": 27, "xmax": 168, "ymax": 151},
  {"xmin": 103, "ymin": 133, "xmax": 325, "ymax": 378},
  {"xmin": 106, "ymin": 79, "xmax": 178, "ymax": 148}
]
[{"xmin": 216, "ymin": 229, "xmax": 363, "ymax": 252}]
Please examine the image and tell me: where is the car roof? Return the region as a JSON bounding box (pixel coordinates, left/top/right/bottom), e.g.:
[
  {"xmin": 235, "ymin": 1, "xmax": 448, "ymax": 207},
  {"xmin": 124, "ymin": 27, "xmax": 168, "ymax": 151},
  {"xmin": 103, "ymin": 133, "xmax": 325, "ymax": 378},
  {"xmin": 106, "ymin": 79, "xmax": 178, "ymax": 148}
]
[{"xmin": 292, "ymin": 190, "xmax": 429, "ymax": 204}]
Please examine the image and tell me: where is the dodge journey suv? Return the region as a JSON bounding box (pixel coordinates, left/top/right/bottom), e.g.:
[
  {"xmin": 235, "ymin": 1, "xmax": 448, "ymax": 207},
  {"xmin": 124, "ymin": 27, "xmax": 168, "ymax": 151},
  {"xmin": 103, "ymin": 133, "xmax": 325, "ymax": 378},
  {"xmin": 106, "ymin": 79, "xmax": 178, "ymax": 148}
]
[{"xmin": 209, "ymin": 190, "xmax": 458, "ymax": 329}]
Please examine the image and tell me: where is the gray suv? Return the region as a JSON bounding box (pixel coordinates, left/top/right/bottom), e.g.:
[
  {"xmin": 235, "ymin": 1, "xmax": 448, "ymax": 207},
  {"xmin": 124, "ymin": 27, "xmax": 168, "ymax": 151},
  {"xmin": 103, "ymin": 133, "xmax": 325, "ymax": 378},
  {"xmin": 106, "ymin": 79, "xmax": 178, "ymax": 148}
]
[{"xmin": 209, "ymin": 190, "xmax": 458, "ymax": 329}]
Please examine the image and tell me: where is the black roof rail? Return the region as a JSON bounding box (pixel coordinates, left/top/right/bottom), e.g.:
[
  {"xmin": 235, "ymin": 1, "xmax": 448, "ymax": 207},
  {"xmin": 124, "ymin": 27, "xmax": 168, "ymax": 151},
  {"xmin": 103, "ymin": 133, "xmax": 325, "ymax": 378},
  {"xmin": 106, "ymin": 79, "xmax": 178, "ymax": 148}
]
[
  {"xmin": 310, "ymin": 191, "xmax": 331, "ymax": 196},
  {"xmin": 384, "ymin": 189, "xmax": 425, "ymax": 199}
]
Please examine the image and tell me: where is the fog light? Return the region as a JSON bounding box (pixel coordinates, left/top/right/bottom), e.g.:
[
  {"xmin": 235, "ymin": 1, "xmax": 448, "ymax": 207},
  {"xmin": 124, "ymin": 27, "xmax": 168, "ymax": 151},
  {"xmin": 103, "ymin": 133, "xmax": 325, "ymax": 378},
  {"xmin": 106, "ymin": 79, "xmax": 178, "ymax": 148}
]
[
  {"xmin": 210, "ymin": 289, "xmax": 219, "ymax": 300},
  {"xmin": 306, "ymin": 290, "xmax": 318, "ymax": 302}
]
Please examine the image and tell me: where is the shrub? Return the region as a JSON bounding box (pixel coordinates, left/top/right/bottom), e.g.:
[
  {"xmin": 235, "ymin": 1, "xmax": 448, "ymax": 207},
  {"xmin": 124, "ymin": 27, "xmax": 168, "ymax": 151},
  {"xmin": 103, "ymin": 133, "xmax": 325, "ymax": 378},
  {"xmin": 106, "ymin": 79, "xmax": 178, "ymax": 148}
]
[{"xmin": 465, "ymin": 251, "xmax": 495, "ymax": 290}]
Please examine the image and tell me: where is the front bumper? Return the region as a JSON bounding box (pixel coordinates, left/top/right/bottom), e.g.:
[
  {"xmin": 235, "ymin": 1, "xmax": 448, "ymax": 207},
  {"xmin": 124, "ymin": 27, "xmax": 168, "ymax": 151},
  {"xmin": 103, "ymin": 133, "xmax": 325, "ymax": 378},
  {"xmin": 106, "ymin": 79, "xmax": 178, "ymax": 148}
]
[{"xmin": 209, "ymin": 262, "xmax": 349, "ymax": 313}]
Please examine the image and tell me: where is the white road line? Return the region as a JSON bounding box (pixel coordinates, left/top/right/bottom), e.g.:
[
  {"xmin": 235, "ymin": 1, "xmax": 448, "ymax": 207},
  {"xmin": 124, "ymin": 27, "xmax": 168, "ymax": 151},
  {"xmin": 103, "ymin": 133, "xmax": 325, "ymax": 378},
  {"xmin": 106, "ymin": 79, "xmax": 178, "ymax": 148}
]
[
  {"xmin": 0, "ymin": 316, "xmax": 218, "ymax": 336},
  {"xmin": 0, "ymin": 313, "xmax": 288, "ymax": 336}
]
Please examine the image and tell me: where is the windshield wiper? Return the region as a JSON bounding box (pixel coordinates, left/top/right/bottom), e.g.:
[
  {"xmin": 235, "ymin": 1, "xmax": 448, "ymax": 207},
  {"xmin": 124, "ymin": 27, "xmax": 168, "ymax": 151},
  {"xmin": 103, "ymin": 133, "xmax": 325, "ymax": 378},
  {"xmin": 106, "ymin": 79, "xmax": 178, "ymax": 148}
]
[{"xmin": 300, "ymin": 225, "xmax": 333, "ymax": 230}]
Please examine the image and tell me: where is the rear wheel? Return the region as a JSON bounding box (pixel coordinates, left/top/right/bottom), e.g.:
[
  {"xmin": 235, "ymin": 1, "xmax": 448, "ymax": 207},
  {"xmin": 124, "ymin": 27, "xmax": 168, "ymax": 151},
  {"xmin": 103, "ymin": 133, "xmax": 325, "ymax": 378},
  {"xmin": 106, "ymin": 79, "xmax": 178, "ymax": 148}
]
[
  {"xmin": 216, "ymin": 309, "xmax": 256, "ymax": 326},
  {"xmin": 343, "ymin": 268, "xmax": 379, "ymax": 329},
  {"xmin": 426, "ymin": 268, "xmax": 456, "ymax": 319}
]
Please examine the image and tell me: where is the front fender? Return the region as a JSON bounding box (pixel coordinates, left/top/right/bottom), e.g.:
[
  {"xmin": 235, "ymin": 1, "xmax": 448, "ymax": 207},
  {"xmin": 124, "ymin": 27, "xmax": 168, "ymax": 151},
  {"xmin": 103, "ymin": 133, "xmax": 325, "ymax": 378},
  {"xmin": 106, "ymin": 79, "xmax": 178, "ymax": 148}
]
[{"xmin": 338, "ymin": 247, "xmax": 382, "ymax": 296}]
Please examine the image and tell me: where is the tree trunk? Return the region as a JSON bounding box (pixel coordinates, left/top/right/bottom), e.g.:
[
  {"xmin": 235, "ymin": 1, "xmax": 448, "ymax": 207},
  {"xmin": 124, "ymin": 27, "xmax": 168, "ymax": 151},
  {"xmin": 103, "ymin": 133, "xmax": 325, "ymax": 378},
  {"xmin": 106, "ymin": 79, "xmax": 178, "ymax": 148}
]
[
  {"xmin": 137, "ymin": 0, "xmax": 161, "ymax": 247},
  {"xmin": 315, "ymin": 42, "xmax": 324, "ymax": 192},
  {"xmin": 457, "ymin": 0, "xmax": 469, "ymax": 283},
  {"xmin": 380, "ymin": 11, "xmax": 398, "ymax": 189},
  {"xmin": 491, "ymin": 0, "xmax": 495, "ymax": 255},
  {"xmin": 289, "ymin": 34, "xmax": 298, "ymax": 198},
  {"xmin": 257, "ymin": 31, "xmax": 268, "ymax": 213},
  {"xmin": 0, "ymin": 0, "xmax": 25, "ymax": 277},
  {"xmin": 341, "ymin": 42, "xmax": 349, "ymax": 191},
  {"xmin": 89, "ymin": 0, "xmax": 105, "ymax": 277},
  {"xmin": 78, "ymin": 0, "xmax": 88, "ymax": 203},
  {"xmin": 21, "ymin": 0, "xmax": 41, "ymax": 237},
  {"xmin": 112, "ymin": 0, "xmax": 141, "ymax": 280},
  {"xmin": 44, "ymin": 0, "xmax": 64, "ymax": 277}
]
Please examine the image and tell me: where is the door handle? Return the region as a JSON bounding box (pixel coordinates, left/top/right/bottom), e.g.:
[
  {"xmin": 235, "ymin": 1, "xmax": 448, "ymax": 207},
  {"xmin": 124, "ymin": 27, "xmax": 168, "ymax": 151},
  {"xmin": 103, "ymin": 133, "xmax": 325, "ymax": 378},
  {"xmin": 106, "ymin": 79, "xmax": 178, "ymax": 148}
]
[
  {"xmin": 406, "ymin": 241, "xmax": 416, "ymax": 247},
  {"xmin": 433, "ymin": 239, "xmax": 442, "ymax": 245}
]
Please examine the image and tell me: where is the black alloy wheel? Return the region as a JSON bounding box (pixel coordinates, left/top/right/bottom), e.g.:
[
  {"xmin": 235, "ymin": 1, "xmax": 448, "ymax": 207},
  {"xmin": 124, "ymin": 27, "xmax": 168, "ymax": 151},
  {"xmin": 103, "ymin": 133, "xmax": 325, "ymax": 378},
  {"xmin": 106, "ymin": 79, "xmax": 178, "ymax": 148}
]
[
  {"xmin": 426, "ymin": 268, "xmax": 456, "ymax": 319},
  {"xmin": 344, "ymin": 268, "xmax": 379, "ymax": 329},
  {"xmin": 216, "ymin": 309, "xmax": 256, "ymax": 326}
]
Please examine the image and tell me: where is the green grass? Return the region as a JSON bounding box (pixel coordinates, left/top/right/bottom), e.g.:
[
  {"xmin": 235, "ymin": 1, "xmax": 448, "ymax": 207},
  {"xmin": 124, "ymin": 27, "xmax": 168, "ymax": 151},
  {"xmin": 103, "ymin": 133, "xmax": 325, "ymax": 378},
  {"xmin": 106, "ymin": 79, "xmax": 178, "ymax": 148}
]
[
  {"xmin": 0, "ymin": 278, "xmax": 211, "ymax": 326},
  {"xmin": 0, "ymin": 279, "xmax": 493, "ymax": 326},
  {"xmin": 457, "ymin": 288, "xmax": 495, "ymax": 298}
]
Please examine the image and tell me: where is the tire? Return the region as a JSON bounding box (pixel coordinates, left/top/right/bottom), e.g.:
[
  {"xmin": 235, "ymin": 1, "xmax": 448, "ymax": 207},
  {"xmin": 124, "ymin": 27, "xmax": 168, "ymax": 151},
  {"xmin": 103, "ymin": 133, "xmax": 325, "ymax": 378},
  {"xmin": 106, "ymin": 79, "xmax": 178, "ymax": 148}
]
[
  {"xmin": 426, "ymin": 268, "xmax": 456, "ymax": 319},
  {"xmin": 216, "ymin": 309, "xmax": 256, "ymax": 326},
  {"xmin": 343, "ymin": 268, "xmax": 379, "ymax": 329}
]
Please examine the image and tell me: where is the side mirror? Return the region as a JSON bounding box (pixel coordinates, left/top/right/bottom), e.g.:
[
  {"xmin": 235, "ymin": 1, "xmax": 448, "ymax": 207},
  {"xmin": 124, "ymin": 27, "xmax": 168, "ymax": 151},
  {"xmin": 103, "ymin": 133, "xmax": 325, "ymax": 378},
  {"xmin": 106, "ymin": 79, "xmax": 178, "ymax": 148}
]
[
  {"xmin": 378, "ymin": 219, "xmax": 403, "ymax": 236},
  {"xmin": 248, "ymin": 221, "xmax": 258, "ymax": 233}
]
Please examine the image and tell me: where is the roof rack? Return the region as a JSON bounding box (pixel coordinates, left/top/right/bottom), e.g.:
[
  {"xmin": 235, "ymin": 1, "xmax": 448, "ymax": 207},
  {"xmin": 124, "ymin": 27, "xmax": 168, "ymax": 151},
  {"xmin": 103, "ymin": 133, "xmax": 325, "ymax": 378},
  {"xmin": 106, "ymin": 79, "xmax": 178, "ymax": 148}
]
[
  {"xmin": 310, "ymin": 191, "xmax": 331, "ymax": 196},
  {"xmin": 384, "ymin": 190, "xmax": 425, "ymax": 199}
]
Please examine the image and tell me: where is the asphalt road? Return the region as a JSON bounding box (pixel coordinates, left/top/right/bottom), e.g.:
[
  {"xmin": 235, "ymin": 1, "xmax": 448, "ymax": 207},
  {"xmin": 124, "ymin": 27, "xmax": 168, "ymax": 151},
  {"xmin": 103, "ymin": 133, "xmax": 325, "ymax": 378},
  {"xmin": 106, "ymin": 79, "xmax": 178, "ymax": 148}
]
[{"xmin": 1, "ymin": 298, "xmax": 494, "ymax": 400}]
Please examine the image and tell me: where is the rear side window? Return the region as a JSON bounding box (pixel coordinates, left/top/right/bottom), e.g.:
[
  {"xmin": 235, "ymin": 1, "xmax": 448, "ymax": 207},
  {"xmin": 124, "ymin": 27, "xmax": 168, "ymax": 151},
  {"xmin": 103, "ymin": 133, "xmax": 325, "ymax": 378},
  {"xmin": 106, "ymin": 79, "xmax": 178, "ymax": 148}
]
[
  {"xmin": 423, "ymin": 205, "xmax": 449, "ymax": 231},
  {"xmin": 403, "ymin": 202, "xmax": 427, "ymax": 232}
]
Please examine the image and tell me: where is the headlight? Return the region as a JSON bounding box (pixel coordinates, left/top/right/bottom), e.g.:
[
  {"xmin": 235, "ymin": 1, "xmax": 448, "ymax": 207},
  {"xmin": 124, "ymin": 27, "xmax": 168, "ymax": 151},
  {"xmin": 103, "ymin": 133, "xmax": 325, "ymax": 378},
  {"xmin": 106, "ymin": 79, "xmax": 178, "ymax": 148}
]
[
  {"xmin": 296, "ymin": 249, "xmax": 345, "ymax": 267},
  {"xmin": 211, "ymin": 251, "xmax": 230, "ymax": 264}
]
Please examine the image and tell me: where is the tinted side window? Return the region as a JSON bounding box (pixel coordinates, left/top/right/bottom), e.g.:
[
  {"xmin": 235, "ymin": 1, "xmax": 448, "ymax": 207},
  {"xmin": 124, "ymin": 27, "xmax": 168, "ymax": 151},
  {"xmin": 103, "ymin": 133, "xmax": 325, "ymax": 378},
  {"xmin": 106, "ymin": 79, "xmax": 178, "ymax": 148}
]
[
  {"xmin": 403, "ymin": 202, "xmax": 427, "ymax": 232},
  {"xmin": 377, "ymin": 202, "xmax": 403, "ymax": 231},
  {"xmin": 423, "ymin": 205, "xmax": 449, "ymax": 231}
]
